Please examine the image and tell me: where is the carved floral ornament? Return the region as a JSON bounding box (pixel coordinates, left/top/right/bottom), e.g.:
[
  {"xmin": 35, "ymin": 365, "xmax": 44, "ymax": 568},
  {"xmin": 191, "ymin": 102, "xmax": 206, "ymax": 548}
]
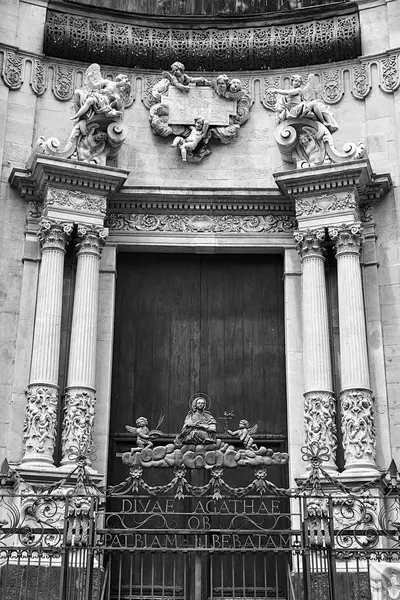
[
  {"xmin": 22, "ymin": 385, "xmax": 58, "ymax": 461},
  {"xmin": 340, "ymin": 388, "xmax": 376, "ymax": 467},
  {"xmin": 328, "ymin": 222, "xmax": 363, "ymax": 255},
  {"xmin": 105, "ymin": 213, "xmax": 296, "ymax": 234},
  {"xmin": 46, "ymin": 187, "xmax": 107, "ymax": 215},
  {"xmin": 304, "ymin": 391, "xmax": 337, "ymax": 467},
  {"xmin": 295, "ymin": 192, "xmax": 357, "ymax": 217},
  {"xmin": 1, "ymin": 47, "xmax": 398, "ymax": 105},
  {"xmin": 293, "ymin": 228, "xmax": 326, "ymax": 258},
  {"xmin": 37, "ymin": 219, "xmax": 73, "ymax": 251}
]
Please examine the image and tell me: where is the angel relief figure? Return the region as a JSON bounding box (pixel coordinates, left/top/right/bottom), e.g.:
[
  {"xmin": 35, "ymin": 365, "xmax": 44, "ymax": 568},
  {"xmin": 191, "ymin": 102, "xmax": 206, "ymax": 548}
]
[
  {"xmin": 228, "ymin": 420, "xmax": 259, "ymax": 451},
  {"xmin": 32, "ymin": 63, "xmax": 131, "ymax": 165},
  {"xmin": 273, "ymin": 74, "xmax": 338, "ymax": 134},
  {"xmin": 170, "ymin": 117, "xmax": 210, "ymax": 162},
  {"xmin": 125, "ymin": 414, "xmax": 165, "ymax": 452}
]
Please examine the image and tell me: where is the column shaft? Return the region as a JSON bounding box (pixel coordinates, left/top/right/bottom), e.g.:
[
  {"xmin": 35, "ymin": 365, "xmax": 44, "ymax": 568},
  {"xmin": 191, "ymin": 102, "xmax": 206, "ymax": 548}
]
[
  {"xmin": 22, "ymin": 220, "xmax": 72, "ymax": 466},
  {"xmin": 295, "ymin": 229, "xmax": 337, "ymax": 472},
  {"xmin": 329, "ymin": 223, "xmax": 378, "ymax": 474},
  {"xmin": 61, "ymin": 226, "xmax": 107, "ymax": 466}
]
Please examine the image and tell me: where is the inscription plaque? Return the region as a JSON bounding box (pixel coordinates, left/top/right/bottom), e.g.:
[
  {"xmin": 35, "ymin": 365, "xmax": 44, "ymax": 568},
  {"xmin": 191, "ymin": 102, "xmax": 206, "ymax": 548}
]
[{"xmin": 162, "ymin": 85, "xmax": 237, "ymax": 126}]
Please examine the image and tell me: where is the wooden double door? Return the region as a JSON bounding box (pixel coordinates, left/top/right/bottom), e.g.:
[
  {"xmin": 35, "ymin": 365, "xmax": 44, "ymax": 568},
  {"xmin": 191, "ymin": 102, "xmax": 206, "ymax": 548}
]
[{"xmin": 109, "ymin": 251, "xmax": 287, "ymax": 484}]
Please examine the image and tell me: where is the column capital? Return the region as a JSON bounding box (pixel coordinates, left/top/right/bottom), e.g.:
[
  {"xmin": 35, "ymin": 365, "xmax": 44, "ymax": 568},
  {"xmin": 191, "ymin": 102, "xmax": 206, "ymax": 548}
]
[
  {"xmin": 38, "ymin": 219, "xmax": 73, "ymax": 252},
  {"xmin": 328, "ymin": 222, "xmax": 363, "ymax": 256},
  {"xmin": 294, "ymin": 228, "xmax": 326, "ymax": 259},
  {"xmin": 76, "ymin": 225, "xmax": 109, "ymax": 257}
]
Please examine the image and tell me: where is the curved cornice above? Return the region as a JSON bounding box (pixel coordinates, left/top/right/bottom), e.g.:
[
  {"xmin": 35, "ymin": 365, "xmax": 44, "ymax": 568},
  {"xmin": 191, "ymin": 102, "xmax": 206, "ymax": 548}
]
[
  {"xmin": 43, "ymin": 6, "xmax": 360, "ymax": 71},
  {"xmin": 62, "ymin": 0, "xmax": 351, "ymax": 19}
]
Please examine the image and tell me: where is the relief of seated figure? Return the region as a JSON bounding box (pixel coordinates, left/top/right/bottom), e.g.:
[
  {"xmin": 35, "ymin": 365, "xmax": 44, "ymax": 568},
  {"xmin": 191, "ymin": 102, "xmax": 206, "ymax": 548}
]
[{"xmin": 174, "ymin": 395, "xmax": 217, "ymax": 446}]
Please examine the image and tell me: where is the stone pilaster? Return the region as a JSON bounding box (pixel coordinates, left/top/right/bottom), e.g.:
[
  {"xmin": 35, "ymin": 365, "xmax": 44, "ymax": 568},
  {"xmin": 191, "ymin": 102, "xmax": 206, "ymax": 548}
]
[
  {"xmin": 61, "ymin": 225, "xmax": 108, "ymax": 466},
  {"xmin": 22, "ymin": 219, "xmax": 72, "ymax": 466},
  {"xmin": 294, "ymin": 229, "xmax": 337, "ymax": 471},
  {"xmin": 329, "ymin": 222, "xmax": 378, "ymax": 474}
]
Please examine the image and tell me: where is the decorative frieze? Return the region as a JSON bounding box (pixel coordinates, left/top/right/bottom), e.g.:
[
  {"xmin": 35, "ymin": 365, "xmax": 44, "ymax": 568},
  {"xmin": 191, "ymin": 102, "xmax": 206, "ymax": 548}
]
[
  {"xmin": 105, "ymin": 213, "xmax": 296, "ymax": 233},
  {"xmin": 341, "ymin": 388, "xmax": 377, "ymax": 470},
  {"xmin": 304, "ymin": 392, "xmax": 337, "ymax": 470},
  {"xmin": 61, "ymin": 388, "xmax": 96, "ymax": 463},
  {"xmin": 46, "ymin": 188, "xmax": 107, "ymax": 215},
  {"xmin": 43, "ymin": 9, "xmax": 360, "ymax": 71},
  {"xmin": 22, "ymin": 385, "xmax": 58, "ymax": 464},
  {"xmin": 1, "ymin": 47, "xmax": 399, "ymax": 106},
  {"xmin": 295, "ymin": 193, "xmax": 357, "ymax": 218}
]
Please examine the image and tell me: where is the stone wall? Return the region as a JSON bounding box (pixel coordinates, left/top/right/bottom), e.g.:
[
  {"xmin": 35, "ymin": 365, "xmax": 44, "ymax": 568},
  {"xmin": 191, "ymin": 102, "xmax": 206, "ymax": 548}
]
[{"xmin": 1, "ymin": 0, "xmax": 400, "ymax": 474}]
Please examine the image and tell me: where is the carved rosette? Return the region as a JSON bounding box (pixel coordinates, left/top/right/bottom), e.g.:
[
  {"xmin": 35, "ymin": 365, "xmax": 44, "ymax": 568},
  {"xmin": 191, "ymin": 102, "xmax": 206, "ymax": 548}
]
[
  {"xmin": 61, "ymin": 388, "xmax": 96, "ymax": 464},
  {"xmin": 38, "ymin": 219, "xmax": 73, "ymax": 252},
  {"xmin": 341, "ymin": 388, "xmax": 377, "ymax": 470},
  {"xmin": 328, "ymin": 222, "xmax": 363, "ymax": 256},
  {"xmin": 76, "ymin": 225, "xmax": 108, "ymax": 257},
  {"xmin": 304, "ymin": 392, "xmax": 337, "ymax": 470},
  {"xmin": 22, "ymin": 385, "xmax": 58, "ymax": 464},
  {"xmin": 294, "ymin": 228, "xmax": 326, "ymax": 259}
]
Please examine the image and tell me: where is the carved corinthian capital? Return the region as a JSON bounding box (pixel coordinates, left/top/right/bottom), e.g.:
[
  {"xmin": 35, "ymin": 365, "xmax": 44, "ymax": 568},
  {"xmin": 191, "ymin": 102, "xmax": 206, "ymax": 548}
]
[
  {"xmin": 61, "ymin": 388, "xmax": 96, "ymax": 464},
  {"xmin": 22, "ymin": 385, "xmax": 58, "ymax": 464},
  {"xmin": 294, "ymin": 228, "xmax": 326, "ymax": 259},
  {"xmin": 38, "ymin": 219, "xmax": 73, "ymax": 251},
  {"xmin": 304, "ymin": 391, "xmax": 337, "ymax": 469},
  {"xmin": 328, "ymin": 222, "xmax": 363, "ymax": 256},
  {"xmin": 76, "ymin": 225, "xmax": 108, "ymax": 257},
  {"xmin": 341, "ymin": 388, "xmax": 377, "ymax": 470}
]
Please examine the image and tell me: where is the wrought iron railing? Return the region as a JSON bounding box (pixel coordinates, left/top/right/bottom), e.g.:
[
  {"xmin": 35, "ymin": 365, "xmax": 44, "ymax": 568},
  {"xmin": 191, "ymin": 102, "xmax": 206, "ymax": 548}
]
[{"xmin": 2, "ymin": 445, "xmax": 400, "ymax": 600}]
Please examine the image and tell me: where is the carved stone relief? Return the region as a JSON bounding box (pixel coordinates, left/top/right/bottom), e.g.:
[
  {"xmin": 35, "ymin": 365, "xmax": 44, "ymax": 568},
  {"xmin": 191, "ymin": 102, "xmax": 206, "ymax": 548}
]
[
  {"xmin": 147, "ymin": 64, "xmax": 252, "ymax": 162},
  {"xmin": 43, "ymin": 10, "xmax": 360, "ymax": 71},
  {"xmin": 22, "ymin": 385, "xmax": 59, "ymax": 463},
  {"xmin": 340, "ymin": 389, "xmax": 376, "ymax": 468},
  {"xmin": 295, "ymin": 193, "xmax": 357, "ymax": 218},
  {"xmin": 272, "ymin": 74, "xmax": 365, "ymax": 169},
  {"xmin": 61, "ymin": 388, "xmax": 96, "ymax": 463},
  {"xmin": 1, "ymin": 48, "xmax": 398, "ymax": 106},
  {"xmin": 46, "ymin": 188, "xmax": 107, "ymax": 215},
  {"xmin": 105, "ymin": 213, "xmax": 296, "ymax": 233},
  {"xmin": 304, "ymin": 391, "xmax": 337, "ymax": 469},
  {"xmin": 29, "ymin": 63, "xmax": 132, "ymax": 165}
]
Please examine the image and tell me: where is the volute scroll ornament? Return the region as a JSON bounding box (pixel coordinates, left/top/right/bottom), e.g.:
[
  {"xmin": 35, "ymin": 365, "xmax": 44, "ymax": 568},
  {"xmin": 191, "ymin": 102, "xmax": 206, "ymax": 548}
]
[
  {"xmin": 273, "ymin": 74, "xmax": 364, "ymax": 169},
  {"xmin": 148, "ymin": 63, "xmax": 252, "ymax": 163},
  {"xmin": 31, "ymin": 63, "xmax": 131, "ymax": 166}
]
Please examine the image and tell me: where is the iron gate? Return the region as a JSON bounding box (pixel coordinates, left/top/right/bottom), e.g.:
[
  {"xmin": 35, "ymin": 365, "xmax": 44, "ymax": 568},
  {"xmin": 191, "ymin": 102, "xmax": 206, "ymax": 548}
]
[{"xmin": 2, "ymin": 448, "xmax": 400, "ymax": 600}]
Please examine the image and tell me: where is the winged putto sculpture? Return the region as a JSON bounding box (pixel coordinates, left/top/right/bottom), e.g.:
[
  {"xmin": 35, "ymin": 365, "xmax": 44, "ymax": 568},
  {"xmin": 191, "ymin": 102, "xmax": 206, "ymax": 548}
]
[
  {"xmin": 147, "ymin": 62, "xmax": 252, "ymax": 162},
  {"xmin": 272, "ymin": 73, "xmax": 364, "ymax": 168},
  {"xmin": 31, "ymin": 63, "xmax": 131, "ymax": 165},
  {"xmin": 126, "ymin": 414, "xmax": 165, "ymax": 452}
]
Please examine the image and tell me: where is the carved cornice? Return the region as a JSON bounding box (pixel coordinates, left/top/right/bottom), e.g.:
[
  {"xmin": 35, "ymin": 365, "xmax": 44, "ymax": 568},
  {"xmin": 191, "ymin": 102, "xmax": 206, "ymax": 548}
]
[
  {"xmin": 9, "ymin": 155, "xmax": 129, "ymax": 200},
  {"xmin": 43, "ymin": 8, "xmax": 360, "ymax": 71},
  {"xmin": 105, "ymin": 213, "xmax": 296, "ymax": 234},
  {"xmin": 274, "ymin": 159, "xmax": 392, "ymax": 205},
  {"xmin": 1, "ymin": 46, "xmax": 399, "ymax": 105}
]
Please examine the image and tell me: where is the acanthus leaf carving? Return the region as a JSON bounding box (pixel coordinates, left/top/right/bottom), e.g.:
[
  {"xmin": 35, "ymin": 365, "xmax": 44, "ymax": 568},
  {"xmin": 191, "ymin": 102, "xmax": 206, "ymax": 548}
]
[
  {"xmin": 30, "ymin": 59, "xmax": 46, "ymax": 96},
  {"xmin": 22, "ymin": 385, "xmax": 58, "ymax": 462},
  {"xmin": 293, "ymin": 228, "xmax": 326, "ymax": 258},
  {"xmin": 304, "ymin": 391, "xmax": 337, "ymax": 469},
  {"xmin": 328, "ymin": 222, "xmax": 363, "ymax": 256},
  {"xmin": 76, "ymin": 224, "xmax": 108, "ymax": 256},
  {"xmin": 38, "ymin": 219, "xmax": 73, "ymax": 251},
  {"xmin": 295, "ymin": 192, "xmax": 357, "ymax": 218},
  {"xmin": 105, "ymin": 213, "xmax": 296, "ymax": 234},
  {"xmin": 341, "ymin": 389, "xmax": 376, "ymax": 468},
  {"xmin": 61, "ymin": 388, "xmax": 96, "ymax": 464},
  {"xmin": 2, "ymin": 50, "xmax": 23, "ymax": 90},
  {"xmin": 380, "ymin": 55, "xmax": 400, "ymax": 93}
]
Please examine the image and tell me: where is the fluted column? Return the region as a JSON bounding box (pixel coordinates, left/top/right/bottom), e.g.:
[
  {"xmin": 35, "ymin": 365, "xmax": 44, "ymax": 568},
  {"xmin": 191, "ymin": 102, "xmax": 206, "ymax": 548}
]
[
  {"xmin": 294, "ymin": 229, "xmax": 337, "ymax": 472},
  {"xmin": 22, "ymin": 219, "xmax": 72, "ymax": 466},
  {"xmin": 329, "ymin": 223, "xmax": 378, "ymax": 474},
  {"xmin": 61, "ymin": 225, "xmax": 108, "ymax": 466}
]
